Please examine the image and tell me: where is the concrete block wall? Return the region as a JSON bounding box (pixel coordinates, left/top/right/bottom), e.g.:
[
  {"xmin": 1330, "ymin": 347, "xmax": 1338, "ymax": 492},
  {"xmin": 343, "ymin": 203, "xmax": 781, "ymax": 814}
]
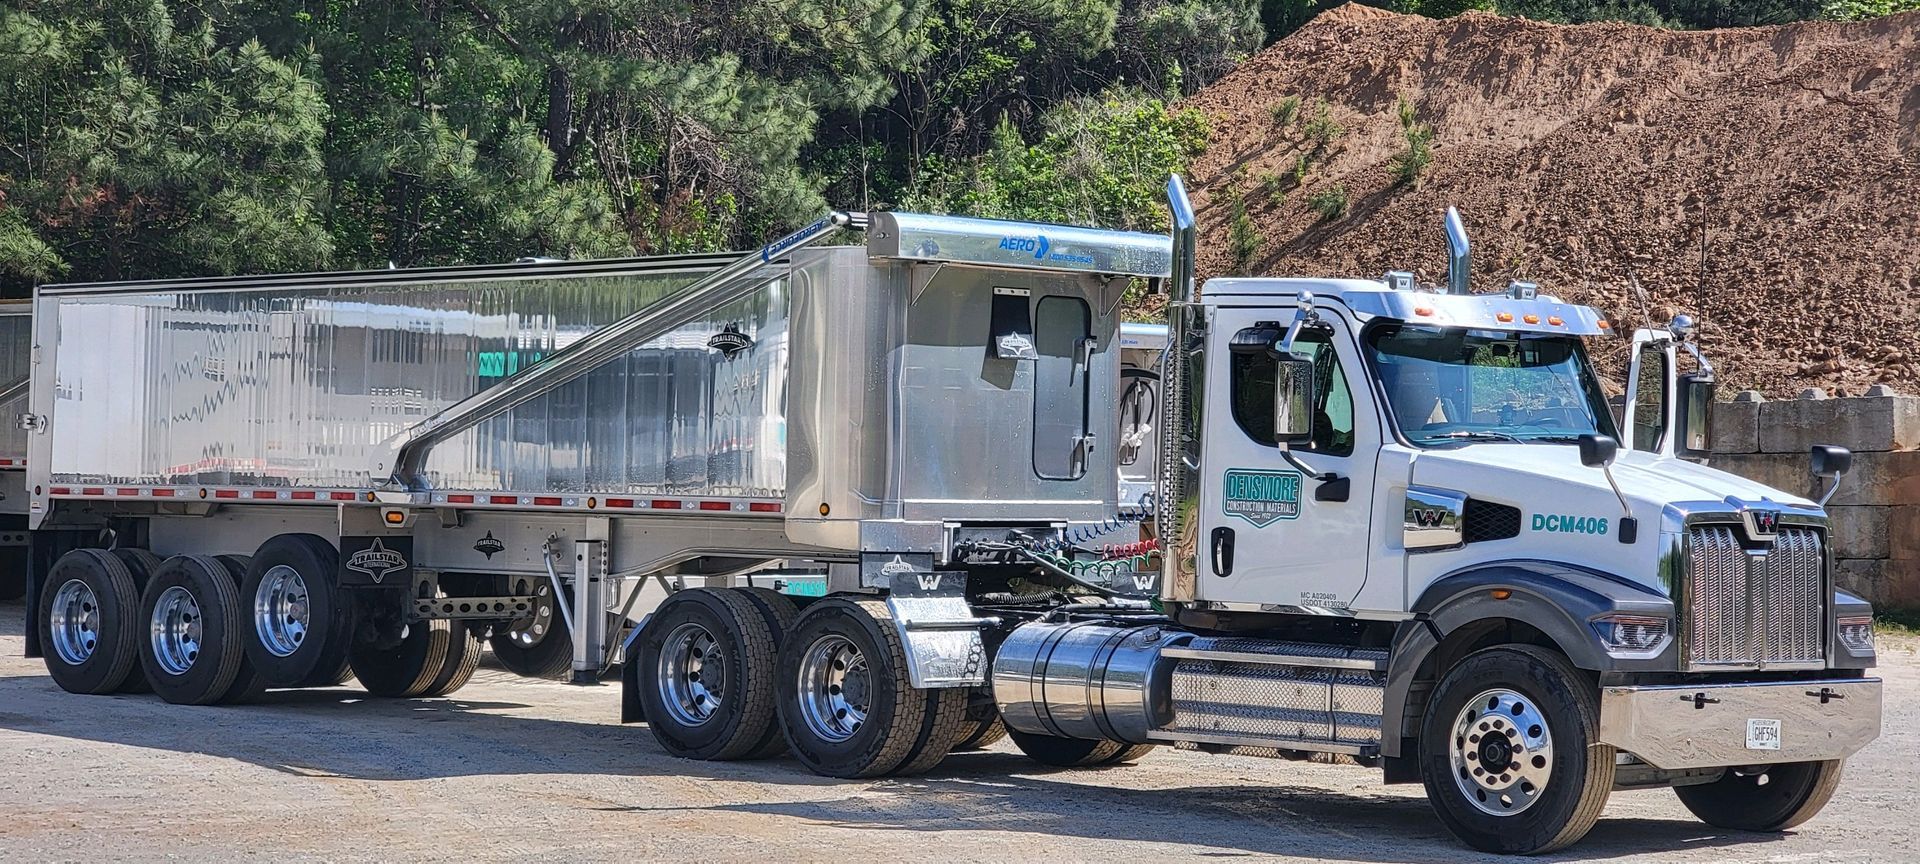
[{"xmin": 1710, "ymin": 386, "xmax": 1920, "ymax": 607}]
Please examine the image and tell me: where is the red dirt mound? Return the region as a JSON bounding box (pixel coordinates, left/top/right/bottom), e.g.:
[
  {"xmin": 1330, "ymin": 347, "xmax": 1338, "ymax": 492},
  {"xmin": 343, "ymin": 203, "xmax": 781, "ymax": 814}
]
[{"xmin": 1184, "ymin": 4, "xmax": 1920, "ymax": 396}]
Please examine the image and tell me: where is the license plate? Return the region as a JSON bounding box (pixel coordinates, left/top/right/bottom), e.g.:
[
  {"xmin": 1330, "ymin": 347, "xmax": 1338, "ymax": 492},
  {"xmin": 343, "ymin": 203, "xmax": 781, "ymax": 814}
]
[{"xmin": 1746, "ymin": 718, "xmax": 1782, "ymax": 750}]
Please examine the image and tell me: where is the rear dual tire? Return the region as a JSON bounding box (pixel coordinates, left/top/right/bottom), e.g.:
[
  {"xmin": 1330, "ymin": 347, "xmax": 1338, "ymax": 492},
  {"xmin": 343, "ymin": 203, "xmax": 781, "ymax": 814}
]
[
  {"xmin": 242, "ymin": 534, "xmax": 355, "ymax": 688},
  {"xmin": 139, "ymin": 555, "xmax": 263, "ymax": 705},
  {"xmin": 350, "ymin": 617, "xmax": 480, "ymax": 698},
  {"xmin": 38, "ymin": 550, "xmax": 143, "ymax": 695}
]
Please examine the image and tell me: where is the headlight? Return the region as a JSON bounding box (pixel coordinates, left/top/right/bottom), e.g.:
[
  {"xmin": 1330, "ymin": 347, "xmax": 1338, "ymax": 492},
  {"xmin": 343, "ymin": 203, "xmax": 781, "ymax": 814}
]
[
  {"xmin": 1837, "ymin": 615, "xmax": 1875, "ymax": 655},
  {"xmin": 1592, "ymin": 613, "xmax": 1669, "ymax": 656}
]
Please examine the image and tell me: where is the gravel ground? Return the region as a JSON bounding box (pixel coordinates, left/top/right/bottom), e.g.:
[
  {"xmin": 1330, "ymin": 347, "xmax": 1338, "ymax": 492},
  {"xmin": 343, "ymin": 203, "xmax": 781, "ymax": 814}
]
[{"xmin": 1, "ymin": 603, "xmax": 1913, "ymax": 863}]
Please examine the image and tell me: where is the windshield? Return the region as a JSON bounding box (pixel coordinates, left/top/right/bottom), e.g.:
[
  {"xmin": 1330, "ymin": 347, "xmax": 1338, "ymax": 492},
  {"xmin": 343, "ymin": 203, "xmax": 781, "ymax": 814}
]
[{"xmin": 1364, "ymin": 324, "xmax": 1618, "ymax": 447}]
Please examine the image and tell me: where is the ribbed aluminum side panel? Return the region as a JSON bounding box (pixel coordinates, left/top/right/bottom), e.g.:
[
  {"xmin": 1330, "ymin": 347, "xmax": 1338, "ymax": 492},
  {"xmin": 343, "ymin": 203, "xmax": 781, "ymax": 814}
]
[
  {"xmin": 44, "ymin": 270, "xmax": 790, "ymax": 497},
  {"xmin": 1684, "ymin": 525, "xmax": 1823, "ymax": 669}
]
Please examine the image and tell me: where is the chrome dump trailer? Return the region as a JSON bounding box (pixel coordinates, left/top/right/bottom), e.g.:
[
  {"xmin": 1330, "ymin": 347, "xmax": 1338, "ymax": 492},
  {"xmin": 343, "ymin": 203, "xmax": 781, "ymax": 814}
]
[{"xmin": 23, "ymin": 212, "xmax": 1167, "ymax": 697}]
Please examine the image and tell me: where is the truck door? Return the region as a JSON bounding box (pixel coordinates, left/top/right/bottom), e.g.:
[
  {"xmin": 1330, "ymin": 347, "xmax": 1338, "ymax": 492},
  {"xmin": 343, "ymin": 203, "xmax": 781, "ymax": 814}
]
[
  {"xmin": 1622, "ymin": 329, "xmax": 1676, "ymax": 457},
  {"xmin": 1197, "ymin": 306, "xmax": 1380, "ymax": 611}
]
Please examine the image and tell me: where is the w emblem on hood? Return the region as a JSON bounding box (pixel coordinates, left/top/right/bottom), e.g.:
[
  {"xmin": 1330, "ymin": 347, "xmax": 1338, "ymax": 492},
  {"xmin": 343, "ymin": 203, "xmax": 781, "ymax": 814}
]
[{"xmin": 1733, "ymin": 499, "xmax": 1782, "ymax": 543}]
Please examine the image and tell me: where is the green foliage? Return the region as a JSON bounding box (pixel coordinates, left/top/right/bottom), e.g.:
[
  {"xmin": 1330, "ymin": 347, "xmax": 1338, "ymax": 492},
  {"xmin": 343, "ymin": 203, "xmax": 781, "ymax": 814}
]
[
  {"xmin": 0, "ymin": 2, "xmax": 334, "ymax": 282},
  {"xmin": 1257, "ymin": 170, "xmax": 1288, "ymax": 202},
  {"xmin": 1388, "ymin": 96, "xmax": 1436, "ymax": 187},
  {"xmin": 1260, "ymin": 1, "xmax": 1331, "ymax": 42},
  {"xmin": 1822, "ymin": 0, "xmax": 1920, "ymax": 19},
  {"xmin": 1270, "ymin": 95, "xmax": 1301, "ymax": 128},
  {"xmin": 907, "ymin": 91, "xmax": 1210, "ymax": 233},
  {"xmin": 1413, "ymin": 0, "xmax": 1499, "ymax": 15},
  {"xmin": 1302, "ymin": 98, "xmax": 1343, "ymax": 155},
  {"xmin": 1225, "ymin": 185, "xmax": 1262, "ymax": 275},
  {"xmin": 1292, "ymin": 152, "xmax": 1313, "ymax": 184},
  {"xmin": 1309, "ymin": 185, "xmax": 1349, "ymax": 221}
]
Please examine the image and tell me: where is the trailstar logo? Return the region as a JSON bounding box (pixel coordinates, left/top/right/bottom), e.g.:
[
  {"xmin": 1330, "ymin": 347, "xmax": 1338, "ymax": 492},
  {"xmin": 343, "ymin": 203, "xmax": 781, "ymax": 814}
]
[
  {"xmin": 346, "ymin": 538, "xmax": 408, "ymax": 583},
  {"xmin": 473, "ymin": 531, "xmax": 504, "ymax": 560}
]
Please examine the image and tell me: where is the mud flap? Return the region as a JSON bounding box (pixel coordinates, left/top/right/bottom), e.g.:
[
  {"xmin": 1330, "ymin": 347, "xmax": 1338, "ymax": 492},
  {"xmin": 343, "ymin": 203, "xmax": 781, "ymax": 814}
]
[
  {"xmin": 620, "ymin": 618, "xmax": 646, "ymax": 723},
  {"xmin": 885, "ymin": 569, "xmax": 990, "ymax": 688}
]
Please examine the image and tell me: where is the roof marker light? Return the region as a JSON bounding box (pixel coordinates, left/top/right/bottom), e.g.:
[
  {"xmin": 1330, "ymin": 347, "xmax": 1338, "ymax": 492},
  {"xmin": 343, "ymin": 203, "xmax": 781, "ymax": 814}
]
[
  {"xmin": 1496, "ymin": 312, "xmax": 1514, "ymax": 323},
  {"xmin": 1414, "ymin": 307, "xmax": 1434, "ymax": 317},
  {"xmin": 1548, "ymin": 316, "xmax": 1564, "ymax": 326},
  {"xmin": 1597, "ymin": 320, "xmax": 1612, "ymax": 330},
  {"xmin": 1523, "ymin": 314, "xmax": 1541, "ymax": 325}
]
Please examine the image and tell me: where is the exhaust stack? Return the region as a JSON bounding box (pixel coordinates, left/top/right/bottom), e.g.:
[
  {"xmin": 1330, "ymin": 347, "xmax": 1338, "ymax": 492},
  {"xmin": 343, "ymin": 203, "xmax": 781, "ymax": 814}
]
[
  {"xmin": 1444, "ymin": 206, "xmax": 1470, "ymax": 295},
  {"xmin": 1167, "ymin": 175, "xmax": 1197, "ymax": 303}
]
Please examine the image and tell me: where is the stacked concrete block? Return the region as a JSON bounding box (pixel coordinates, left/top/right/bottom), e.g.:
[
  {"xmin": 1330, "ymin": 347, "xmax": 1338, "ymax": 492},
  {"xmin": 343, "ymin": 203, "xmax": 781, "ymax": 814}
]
[{"xmin": 1710, "ymin": 386, "xmax": 1920, "ymax": 607}]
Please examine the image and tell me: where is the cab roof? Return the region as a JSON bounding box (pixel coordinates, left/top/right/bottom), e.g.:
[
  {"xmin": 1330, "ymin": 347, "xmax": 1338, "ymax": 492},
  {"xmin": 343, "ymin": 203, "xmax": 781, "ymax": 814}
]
[{"xmin": 1200, "ymin": 277, "xmax": 1610, "ymax": 338}]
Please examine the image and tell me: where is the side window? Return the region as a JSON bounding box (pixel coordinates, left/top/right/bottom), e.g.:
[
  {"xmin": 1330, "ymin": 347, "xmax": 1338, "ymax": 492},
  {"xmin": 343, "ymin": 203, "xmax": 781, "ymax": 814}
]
[
  {"xmin": 1229, "ymin": 329, "xmax": 1354, "ymax": 456},
  {"xmin": 1630, "ymin": 344, "xmax": 1666, "ymax": 453}
]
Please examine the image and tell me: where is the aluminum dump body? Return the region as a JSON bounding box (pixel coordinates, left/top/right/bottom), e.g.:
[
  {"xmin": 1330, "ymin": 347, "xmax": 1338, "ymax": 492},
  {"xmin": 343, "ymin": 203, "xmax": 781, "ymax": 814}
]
[{"xmin": 29, "ymin": 213, "xmax": 1172, "ymax": 548}]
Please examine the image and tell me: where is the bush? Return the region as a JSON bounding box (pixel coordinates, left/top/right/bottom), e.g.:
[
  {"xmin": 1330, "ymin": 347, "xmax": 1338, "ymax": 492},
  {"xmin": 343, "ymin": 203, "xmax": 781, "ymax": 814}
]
[
  {"xmin": 1226, "ymin": 186, "xmax": 1262, "ymax": 275},
  {"xmin": 1388, "ymin": 96, "xmax": 1436, "ymax": 187},
  {"xmin": 1291, "ymin": 152, "xmax": 1312, "ymax": 184},
  {"xmin": 1270, "ymin": 95, "xmax": 1301, "ymax": 129},
  {"xmin": 1309, "ymin": 185, "xmax": 1350, "ymax": 221},
  {"xmin": 1302, "ymin": 98, "xmax": 1344, "ymax": 155},
  {"xmin": 1257, "ymin": 170, "xmax": 1287, "ymax": 202}
]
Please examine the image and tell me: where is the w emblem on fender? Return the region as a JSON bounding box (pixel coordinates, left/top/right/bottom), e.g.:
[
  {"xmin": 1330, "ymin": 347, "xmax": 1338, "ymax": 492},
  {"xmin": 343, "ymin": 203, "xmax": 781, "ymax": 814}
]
[
  {"xmin": 915, "ymin": 572, "xmax": 942, "ymax": 591},
  {"xmin": 1411, "ymin": 508, "xmax": 1449, "ymax": 528}
]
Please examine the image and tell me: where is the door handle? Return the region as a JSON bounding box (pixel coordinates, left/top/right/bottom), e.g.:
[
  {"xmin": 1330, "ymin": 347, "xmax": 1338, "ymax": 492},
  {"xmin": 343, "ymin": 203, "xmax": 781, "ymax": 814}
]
[{"xmin": 1210, "ymin": 527, "xmax": 1235, "ymax": 577}]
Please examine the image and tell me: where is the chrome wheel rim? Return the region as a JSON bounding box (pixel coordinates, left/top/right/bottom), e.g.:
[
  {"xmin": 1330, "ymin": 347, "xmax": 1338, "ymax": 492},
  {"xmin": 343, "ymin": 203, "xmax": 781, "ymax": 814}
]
[
  {"xmin": 506, "ymin": 583, "xmax": 554, "ymax": 648},
  {"xmin": 254, "ymin": 564, "xmax": 311, "ymax": 657},
  {"xmin": 1450, "ymin": 688, "xmax": 1555, "ymax": 816},
  {"xmin": 48, "ymin": 579, "xmax": 101, "ymax": 666},
  {"xmin": 657, "ymin": 622, "xmax": 724, "ymax": 726},
  {"xmin": 796, "ymin": 634, "xmax": 869, "ymax": 743},
  {"xmin": 150, "ymin": 586, "xmax": 204, "ymax": 676}
]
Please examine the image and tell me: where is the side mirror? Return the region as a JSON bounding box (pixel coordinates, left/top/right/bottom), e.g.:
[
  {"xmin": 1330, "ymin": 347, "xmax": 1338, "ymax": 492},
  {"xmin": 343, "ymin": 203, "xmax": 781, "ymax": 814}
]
[
  {"xmin": 1811, "ymin": 444, "xmax": 1852, "ymax": 478},
  {"xmin": 1577, "ymin": 433, "xmax": 1618, "ymax": 468},
  {"xmin": 1272, "ymin": 354, "xmax": 1317, "ymax": 445},
  {"xmin": 1676, "ymin": 373, "xmax": 1714, "ymax": 460}
]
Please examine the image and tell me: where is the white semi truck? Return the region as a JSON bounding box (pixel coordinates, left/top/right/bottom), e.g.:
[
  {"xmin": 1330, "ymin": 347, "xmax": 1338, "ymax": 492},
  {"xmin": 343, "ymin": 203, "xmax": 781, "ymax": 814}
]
[{"xmin": 21, "ymin": 179, "xmax": 1880, "ymax": 853}]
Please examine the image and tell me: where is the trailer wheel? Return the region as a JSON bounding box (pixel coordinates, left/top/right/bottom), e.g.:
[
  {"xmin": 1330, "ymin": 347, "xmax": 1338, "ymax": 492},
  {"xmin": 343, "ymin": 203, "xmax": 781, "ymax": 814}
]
[
  {"xmin": 108, "ymin": 549, "xmax": 167, "ymax": 694},
  {"xmin": 734, "ymin": 587, "xmax": 801, "ymax": 759},
  {"xmin": 488, "ymin": 578, "xmax": 572, "ymax": 679},
  {"xmin": 138, "ymin": 555, "xmax": 256, "ymax": 705},
  {"xmin": 38, "ymin": 549, "xmax": 143, "ymax": 695},
  {"xmin": 241, "ymin": 534, "xmax": 354, "ymax": 688},
  {"xmin": 415, "ymin": 621, "xmax": 481, "ymax": 698},
  {"xmin": 350, "ymin": 617, "xmax": 460, "ymax": 698},
  {"xmin": 1007, "ymin": 730, "xmax": 1131, "ymax": 767},
  {"xmin": 1673, "ymin": 760, "xmax": 1844, "ymax": 832},
  {"xmin": 952, "ymin": 693, "xmax": 1009, "ymax": 751},
  {"xmin": 1418, "ymin": 644, "xmax": 1615, "ymax": 855},
  {"xmin": 634, "ymin": 588, "xmax": 779, "ymax": 760},
  {"xmin": 775, "ymin": 597, "xmax": 954, "ymax": 778},
  {"xmin": 0, "ymin": 545, "xmax": 27, "ymax": 603}
]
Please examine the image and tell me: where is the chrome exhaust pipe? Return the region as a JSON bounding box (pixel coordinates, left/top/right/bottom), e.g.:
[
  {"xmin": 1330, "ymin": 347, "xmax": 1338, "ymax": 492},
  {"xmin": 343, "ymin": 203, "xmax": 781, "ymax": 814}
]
[
  {"xmin": 1167, "ymin": 175, "xmax": 1197, "ymax": 304},
  {"xmin": 1444, "ymin": 206, "xmax": 1470, "ymax": 295}
]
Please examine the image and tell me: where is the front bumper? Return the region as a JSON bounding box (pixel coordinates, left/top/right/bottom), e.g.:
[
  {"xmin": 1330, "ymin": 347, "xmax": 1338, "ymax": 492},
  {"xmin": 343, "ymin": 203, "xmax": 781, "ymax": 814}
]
[{"xmin": 1598, "ymin": 678, "xmax": 1881, "ymax": 770}]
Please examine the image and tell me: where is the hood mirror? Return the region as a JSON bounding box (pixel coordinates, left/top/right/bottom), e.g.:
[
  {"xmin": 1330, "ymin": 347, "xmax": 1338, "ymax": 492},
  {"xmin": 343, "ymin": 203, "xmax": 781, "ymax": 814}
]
[
  {"xmin": 1812, "ymin": 444, "xmax": 1852, "ymax": 506},
  {"xmin": 1577, "ymin": 434, "xmax": 1638, "ymax": 544}
]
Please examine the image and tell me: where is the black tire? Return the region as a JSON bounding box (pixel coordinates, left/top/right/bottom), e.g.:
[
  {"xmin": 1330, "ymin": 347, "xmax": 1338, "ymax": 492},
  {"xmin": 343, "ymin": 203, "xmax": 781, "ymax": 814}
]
[
  {"xmin": 415, "ymin": 620, "xmax": 481, "ymax": 698},
  {"xmin": 1007, "ymin": 730, "xmax": 1130, "ymax": 767},
  {"xmin": 953, "ymin": 695, "xmax": 1009, "ymax": 751},
  {"xmin": 211, "ymin": 555, "xmax": 267, "ymax": 704},
  {"xmin": 635, "ymin": 588, "xmax": 780, "ymax": 761},
  {"xmin": 1673, "ymin": 760, "xmax": 1844, "ymax": 832},
  {"xmin": 1418, "ymin": 644, "xmax": 1615, "ymax": 855},
  {"xmin": 138, "ymin": 555, "xmax": 253, "ymax": 705},
  {"xmin": 890, "ymin": 684, "xmax": 966, "ymax": 776},
  {"xmin": 240, "ymin": 534, "xmax": 354, "ymax": 688},
  {"xmin": 0, "ymin": 545, "xmax": 27, "ymax": 603},
  {"xmin": 351, "ymin": 617, "xmax": 458, "ymax": 698},
  {"xmin": 488, "ymin": 578, "xmax": 573, "ymax": 679},
  {"xmin": 109, "ymin": 549, "xmax": 166, "ymax": 694},
  {"xmin": 1097, "ymin": 742, "xmax": 1156, "ymax": 765},
  {"xmin": 735, "ymin": 587, "xmax": 801, "ymax": 759},
  {"xmin": 38, "ymin": 549, "xmax": 142, "ymax": 695},
  {"xmin": 775, "ymin": 597, "xmax": 950, "ymax": 778}
]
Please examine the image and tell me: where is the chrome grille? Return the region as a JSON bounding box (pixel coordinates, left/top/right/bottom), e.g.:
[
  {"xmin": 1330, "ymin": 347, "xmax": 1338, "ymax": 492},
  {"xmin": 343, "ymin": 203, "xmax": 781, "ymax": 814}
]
[{"xmin": 1683, "ymin": 525, "xmax": 1824, "ymax": 669}]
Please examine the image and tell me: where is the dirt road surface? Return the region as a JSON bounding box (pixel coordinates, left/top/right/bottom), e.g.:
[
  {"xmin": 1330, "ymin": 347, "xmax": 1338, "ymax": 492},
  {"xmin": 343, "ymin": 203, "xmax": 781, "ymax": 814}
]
[{"xmin": 1, "ymin": 604, "xmax": 1913, "ymax": 863}]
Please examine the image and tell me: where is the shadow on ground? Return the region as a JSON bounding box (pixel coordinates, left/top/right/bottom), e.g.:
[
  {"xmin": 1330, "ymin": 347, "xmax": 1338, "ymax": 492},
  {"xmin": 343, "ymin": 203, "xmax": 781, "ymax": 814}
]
[{"xmin": 0, "ymin": 601, "xmax": 1794, "ymax": 862}]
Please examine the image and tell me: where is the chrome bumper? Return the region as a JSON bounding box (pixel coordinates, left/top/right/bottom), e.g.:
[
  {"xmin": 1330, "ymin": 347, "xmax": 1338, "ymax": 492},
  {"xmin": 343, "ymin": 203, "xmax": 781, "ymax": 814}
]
[{"xmin": 1598, "ymin": 678, "xmax": 1881, "ymax": 770}]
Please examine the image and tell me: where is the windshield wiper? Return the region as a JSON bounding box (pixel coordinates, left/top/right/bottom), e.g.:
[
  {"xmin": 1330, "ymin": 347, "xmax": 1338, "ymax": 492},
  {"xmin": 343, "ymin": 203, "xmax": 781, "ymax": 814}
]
[
  {"xmin": 1526, "ymin": 434, "xmax": 1588, "ymax": 444},
  {"xmin": 1421, "ymin": 430, "xmax": 1524, "ymax": 443}
]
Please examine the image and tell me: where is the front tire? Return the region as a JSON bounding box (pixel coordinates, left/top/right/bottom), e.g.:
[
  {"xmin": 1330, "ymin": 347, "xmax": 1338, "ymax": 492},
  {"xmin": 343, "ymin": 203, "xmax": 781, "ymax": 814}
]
[
  {"xmin": 1673, "ymin": 760, "xmax": 1843, "ymax": 832},
  {"xmin": 1418, "ymin": 644, "xmax": 1614, "ymax": 855},
  {"xmin": 39, "ymin": 549, "xmax": 142, "ymax": 695}
]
